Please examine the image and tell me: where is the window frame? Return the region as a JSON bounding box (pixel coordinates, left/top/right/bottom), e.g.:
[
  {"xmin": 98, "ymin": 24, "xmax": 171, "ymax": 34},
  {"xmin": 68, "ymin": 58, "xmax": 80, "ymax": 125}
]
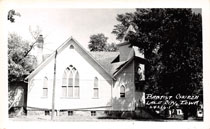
[
  {"xmin": 70, "ymin": 44, "xmax": 74, "ymax": 49},
  {"xmin": 45, "ymin": 110, "xmax": 50, "ymax": 116},
  {"xmin": 42, "ymin": 77, "xmax": 48, "ymax": 98},
  {"xmin": 61, "ymin": 68, "xmax": 69, "ymax": 97},
  {"xmin": 62, "ymin": 86, "xmax": 67, "ymax": 97},
  {"xmin": 68, "ymin": 71, "xmax": 73, "ymax": 98},
  {"xmin": 74, "ymin": 71, "xmax": 80, "ymax": 98},
  {"xmin": 120, "ymin": 85, "xmax": 125, "ymax": 98},
  {"xmin": 91, "ymin": 111, "xmax": 96, "ymax": 116},
  {"xmin": 68, "ymin": 111, "xmax": 74, "ymax": 116},
  {"xmin": 93, "ymin": 77, "xmax": 99, "ymax": 99},
  {"xmin": 61, "ymin": 66, "xmax": 80, "ymax": 99}
]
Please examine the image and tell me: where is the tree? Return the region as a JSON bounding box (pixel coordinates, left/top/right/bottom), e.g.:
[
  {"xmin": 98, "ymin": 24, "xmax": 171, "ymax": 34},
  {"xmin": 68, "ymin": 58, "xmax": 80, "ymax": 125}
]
[
  {"xmin": 88, "ymin": 33, "xmax": 108, "ymax": 51},
  {"xmin": 8, "ymin": 27, "xmax": 44, "ymax": 112},
  {"xmin": 105, "ymin": 43, "xmax": 118, "ymax": 52},
  {"xmin": 112, "ymin": 9, "xmax": 202, "ymax": 119},
  {"xmin": 8, "ymin": 33, "xmax": 37, "ymax": 84},
  {"xmin": 88, "ymin": 33, "xmax": 118, "ymax": 52},
  {"xmin": 7, "ymin": 9, "xmax": 21, "ymax": 23}
]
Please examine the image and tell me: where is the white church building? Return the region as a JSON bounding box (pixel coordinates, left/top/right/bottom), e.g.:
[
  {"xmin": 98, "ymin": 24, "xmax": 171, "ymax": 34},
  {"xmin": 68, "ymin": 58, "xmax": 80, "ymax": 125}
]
[{"xmin": 26, "ymin": 28, "xmax": 147, "ymax": 117}]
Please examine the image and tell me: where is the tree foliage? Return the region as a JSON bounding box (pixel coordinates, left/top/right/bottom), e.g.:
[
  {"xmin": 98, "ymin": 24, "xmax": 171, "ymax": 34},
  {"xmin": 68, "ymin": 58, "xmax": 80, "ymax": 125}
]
[
  {"xmin": 112, "ymin": 9, "xmax": 202, "ymax": 96},
  {"xmin": 7, "ymin": 9, "xmax": 21, "ymax": 23},
  {"xmin": 8, "ymin": 33, "xmax": 37, "ymax": 84},
  {"xmin": 105, "ymin": 43, "xmax": 118, "ymax": 52},
  {"xmin": 88, "ymin": 33, "xmax": 117, "ymax": 52}
]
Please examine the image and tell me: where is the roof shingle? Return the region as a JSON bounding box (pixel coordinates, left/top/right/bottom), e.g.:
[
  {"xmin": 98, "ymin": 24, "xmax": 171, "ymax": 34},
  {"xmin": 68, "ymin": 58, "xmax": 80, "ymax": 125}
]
[{"xmin": 90, "ymin": 52, "xmax": 119, "ymax": 75}]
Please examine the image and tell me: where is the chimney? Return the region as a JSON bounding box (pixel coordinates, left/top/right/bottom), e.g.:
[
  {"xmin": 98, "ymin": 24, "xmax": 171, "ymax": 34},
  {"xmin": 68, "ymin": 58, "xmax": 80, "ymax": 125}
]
[
  {"xmin": 37, "ymin": 35, "xmax": 44, "ymax": 48},
  {"xmin": 36, "ymin": 35, "xmax": 44, "ymax": 65}
]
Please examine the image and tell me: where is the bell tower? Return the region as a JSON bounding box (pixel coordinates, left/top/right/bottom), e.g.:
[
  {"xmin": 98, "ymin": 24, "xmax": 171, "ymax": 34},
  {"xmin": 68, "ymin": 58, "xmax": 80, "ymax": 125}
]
[{"xmin": 117, "ymin": 25, "xmax": 136, "ymax": 62}]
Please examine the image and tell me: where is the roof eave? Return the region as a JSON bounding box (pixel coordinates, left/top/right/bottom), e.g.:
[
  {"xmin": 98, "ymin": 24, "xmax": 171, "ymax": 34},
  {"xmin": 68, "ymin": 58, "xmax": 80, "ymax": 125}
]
[
  {"xmin": 26, "ymin": 37, "xmax": 115, "ymax": 83},
  {"xmin": 113, "ymin": 56, "xmax": 134, "ymax": 78}
]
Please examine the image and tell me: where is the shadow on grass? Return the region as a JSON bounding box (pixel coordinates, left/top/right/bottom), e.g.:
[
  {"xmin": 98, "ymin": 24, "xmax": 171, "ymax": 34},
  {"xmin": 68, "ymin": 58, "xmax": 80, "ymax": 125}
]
[
  {"xmin": 97, "ymin": 116, "xmax": 165, "ymax": 121},
  {"xmin": 97, "ymin": 116, "xmax": 203, "ymax": 122},
  {"xmin": 97, "ymin": 115, "xmax": 203, "ymax": 122}
]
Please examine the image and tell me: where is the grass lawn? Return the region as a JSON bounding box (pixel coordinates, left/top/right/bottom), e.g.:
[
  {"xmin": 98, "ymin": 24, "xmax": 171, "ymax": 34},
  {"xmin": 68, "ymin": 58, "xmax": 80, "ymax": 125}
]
[
  {"xmin": 9, "ymin": 115, "xmax": 202, "ymax": 122},
  {"xmin": 9, "ymin": 115, "xmax": 135, "ymax": 122}
]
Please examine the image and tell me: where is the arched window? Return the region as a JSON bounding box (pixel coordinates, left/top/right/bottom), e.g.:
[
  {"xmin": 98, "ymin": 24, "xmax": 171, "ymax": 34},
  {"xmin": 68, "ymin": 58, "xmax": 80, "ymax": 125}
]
[
  {"xmin": 62, "ymin": 68, "xmax": 69, "ymax": 97},
  {"xmin": 70, "ymin": 45, "xmax": 74, "ymax": 49},
  {"xmin": 43, "ymin": 77, "xmax": 48, "ymax": 97},
  {"xmin": 137, "ymin": 64, "xmax": 145, "ymax": 81},
  {"xmin": 61, "ymin": 65, "xmax": 80, "ymax": 98},
  {"xmin": 68, "ymin": 71, "xmax": 73, "ymax": 97},
  {"xmin": 74, "ymin": 71, "xmax": 80, "ymax": 98},
  {"xmin": 120, "ymin": 85, "xmax": 125, "ymax": 98},
  {"xmin": 93, "ymin": 77, "xmax": 99, "ymax": 98}
]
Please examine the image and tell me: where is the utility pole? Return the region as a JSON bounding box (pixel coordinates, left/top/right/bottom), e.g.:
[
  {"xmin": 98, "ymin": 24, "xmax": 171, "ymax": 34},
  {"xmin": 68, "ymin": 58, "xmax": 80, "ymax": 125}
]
[{"xmin": 51, "ymin": 50, "xmax": 57, "ymax": 120}]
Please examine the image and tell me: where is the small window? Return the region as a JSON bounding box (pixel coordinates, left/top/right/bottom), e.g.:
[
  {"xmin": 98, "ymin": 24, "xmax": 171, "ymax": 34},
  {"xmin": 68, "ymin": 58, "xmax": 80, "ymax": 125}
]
[
  {"xmin": 91, "ymin": 111, "xmax": 96, "ymax": 116},
  {"xmin": 45, "ymin": 111, "xmax": 50, "ymax": 116},
  {"xmin": 137, "ymin": 64, "xmax": 145, "ymax": 81},
  {"xmin": 70, "ymin": 45, "xmax": 74, "ymax": 49},
  {"xmin": 120, "ymin": 85, "xmax": 125, "ymax": 98},
  {"xmin": 93, "ymin": 77, "xmax": 99, "ymax": 98},
  {"xmin": 43, "ymin": 88, "xmax": 48, "ymax": 97},
  {"xmin": 43, "ymin": 77, "xmax": 48, "ymax": 97},
  {"xmin": 68, "ymin": 111, "xmax": 74, "ymax": 116},
  {"xmin": 93, "ymin": 88, "xmax": 99, "ymax": 98}
]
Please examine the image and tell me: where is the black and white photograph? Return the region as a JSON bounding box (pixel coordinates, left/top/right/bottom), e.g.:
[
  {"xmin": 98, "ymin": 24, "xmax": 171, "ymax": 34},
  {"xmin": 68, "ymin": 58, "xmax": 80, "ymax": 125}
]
[
  {"xmin": 6, "ymin": 8, "xmax": 204, "ymax": 122},
  {"xmin": 1, "ymin": 0, "xmax": 210, "ymax": 128}
]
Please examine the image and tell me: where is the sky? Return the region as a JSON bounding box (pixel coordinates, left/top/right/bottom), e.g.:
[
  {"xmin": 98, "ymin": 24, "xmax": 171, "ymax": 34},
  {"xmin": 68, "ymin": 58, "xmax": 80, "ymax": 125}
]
[
  {"xmin": 8, "ymin": 8, "xmax": 135, "ymax": 54},
  {"xmin": 7, "ymin": 8, "xmax": 201, "ymax": 55}
]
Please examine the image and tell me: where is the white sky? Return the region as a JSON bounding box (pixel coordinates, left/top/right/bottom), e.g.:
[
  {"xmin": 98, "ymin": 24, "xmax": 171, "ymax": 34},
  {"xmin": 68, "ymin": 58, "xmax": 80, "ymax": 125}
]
[
  {"xmin": 7, "ymin": 8, "xmax": 201, "ymax": 55},
  {"xmin": 8, "ymin": 8, "xmax": 135, "ymax": 54}
]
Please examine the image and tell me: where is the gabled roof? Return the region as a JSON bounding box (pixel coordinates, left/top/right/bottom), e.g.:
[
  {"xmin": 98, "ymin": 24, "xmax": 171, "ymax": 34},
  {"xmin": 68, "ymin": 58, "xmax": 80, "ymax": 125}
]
[
  {"xmin": 26, "ymin": 36, "xmax": 147, "ymax": 83},
  {"xmin": 111, "ymin": 55, "xmax": 120, "ymax": 63},
  {"xmin": 90, "ymin": 52, "xmax": 119, "ymax": 75},
  {"xmin": 113, "ymin": 57, "xmax": 134, "ymax": 77},
  {"xmin": 111, "ymin": 61, "xmax": 127, "ymax": 75},
  {"xmin": 26, "ymin": 37, "xmax": 114, "ymax": 84},
  {"xmin": 89, "ymin": 46, "xmax": 146, "ymax": 78},
  {"xmin": 112, "ymin": 46, "xmax": 146, "ymax": 77}
]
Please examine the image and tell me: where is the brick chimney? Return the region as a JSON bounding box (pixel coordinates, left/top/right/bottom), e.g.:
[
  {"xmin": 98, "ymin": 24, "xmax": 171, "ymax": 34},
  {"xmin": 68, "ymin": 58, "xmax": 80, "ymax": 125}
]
[{"xmin": 35, "ymin": 35, "xmax": 44, "ymax": 65}]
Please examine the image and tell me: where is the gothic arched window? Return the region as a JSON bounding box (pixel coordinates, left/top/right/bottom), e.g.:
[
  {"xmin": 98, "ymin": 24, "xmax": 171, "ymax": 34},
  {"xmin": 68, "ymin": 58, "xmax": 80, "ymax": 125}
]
[
  {"xmin": 61, "ymin": 66, "xmax": 80, "ymax": 98},
  {"xmin": 68, "ymin": 71, "xmax": 73, "ymax": 97},
  {"xmin": 74, "ymin": 71, "xmax": 80, "ymax": 98},
  {"xmin": 62, "ymin": 68, "xmax": 69, "ymax": 97}
]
